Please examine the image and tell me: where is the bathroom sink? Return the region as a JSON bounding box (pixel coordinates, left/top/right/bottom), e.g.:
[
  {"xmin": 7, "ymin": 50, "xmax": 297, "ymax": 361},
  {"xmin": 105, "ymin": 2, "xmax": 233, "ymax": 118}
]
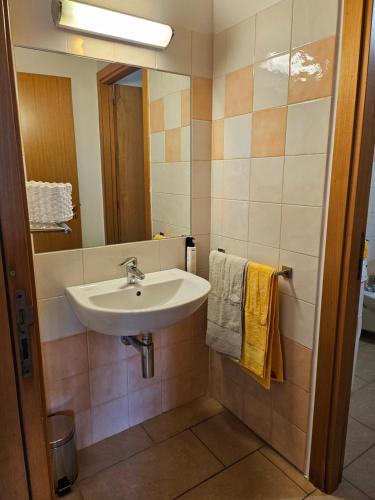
[{"xmin": 65, "ymin": 268, "xmax": 210, "ymax": 336}]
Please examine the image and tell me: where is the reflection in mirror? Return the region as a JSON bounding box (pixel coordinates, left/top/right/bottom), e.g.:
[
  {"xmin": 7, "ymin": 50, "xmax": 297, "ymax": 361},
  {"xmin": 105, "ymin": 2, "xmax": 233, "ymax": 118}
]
[{"xmin": 14, "ymin": 48, "xmax": 191, "ymax": 253}]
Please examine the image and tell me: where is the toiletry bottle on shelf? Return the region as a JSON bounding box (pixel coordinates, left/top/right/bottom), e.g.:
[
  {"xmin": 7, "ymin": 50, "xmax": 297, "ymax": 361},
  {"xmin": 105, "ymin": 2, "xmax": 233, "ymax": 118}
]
[{"xmin": 186, "ymin": 236, "xmax": 196, "ymax": 274}]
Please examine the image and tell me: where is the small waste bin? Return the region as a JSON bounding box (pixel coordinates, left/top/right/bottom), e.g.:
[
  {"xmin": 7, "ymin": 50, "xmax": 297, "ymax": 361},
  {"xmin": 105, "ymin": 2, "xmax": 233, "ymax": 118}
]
[{"xmin": 48, "ymin": 414, "xmax": 78, "ymax": 496}]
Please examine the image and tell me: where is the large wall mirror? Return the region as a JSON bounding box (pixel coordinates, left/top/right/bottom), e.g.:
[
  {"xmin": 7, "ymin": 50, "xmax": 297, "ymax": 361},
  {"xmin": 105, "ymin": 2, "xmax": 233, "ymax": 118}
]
[{"xmin": 14, "ymin": 47, "xmax": 191, "ymax": 253}]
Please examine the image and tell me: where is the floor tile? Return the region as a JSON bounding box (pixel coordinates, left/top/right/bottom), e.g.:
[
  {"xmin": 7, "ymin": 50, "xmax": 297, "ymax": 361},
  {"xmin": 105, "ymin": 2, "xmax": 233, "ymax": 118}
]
[
  {"xmin": 344, "ymin": 418, "xmax": 375, "ymax": 467},
  {"xmin": 260, "ymin": 446, "xmax": 315, "ymax": 494},
  {"xmin": 344, "ymin": 445, "xmax": 375, "ymax": 498},
  {"xmin": 179, "ymin": 451, "xmax": 305, "ymax": 499},
  {"xmin": 192, "ymin": 410, "xmax": 263, "ymax": 466},
  {"xmin": 352, "ymin": 376, "xmax": 368, "ymax": 393},
  {"xmin": 78, "ymin": 425, "xmax": 153, "ymax": 480},
  {"xmin": 142, "ymin": 396, "xmax": 223, "ymax": 442},
  {"xmin": 350, "ymin": 381, "xmax": 375, "ymax": 431},
  {"xmin": 355, "ymin": 349, "xmax": 375, "ymax": 383},
  {"xmin": 310, "ymin": 480, "xmax": 370, "ymax": 499},
  {"xmin": 79, "ymin": 430, "xmax": 223, "ymax": 500}
]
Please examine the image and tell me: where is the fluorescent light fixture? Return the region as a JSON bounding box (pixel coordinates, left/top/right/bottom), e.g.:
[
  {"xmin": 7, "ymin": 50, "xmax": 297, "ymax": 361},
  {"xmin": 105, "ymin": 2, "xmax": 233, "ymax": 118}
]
[{"xmin": 51, "ymin": 0, "xmax": 174, "ymax": 49}]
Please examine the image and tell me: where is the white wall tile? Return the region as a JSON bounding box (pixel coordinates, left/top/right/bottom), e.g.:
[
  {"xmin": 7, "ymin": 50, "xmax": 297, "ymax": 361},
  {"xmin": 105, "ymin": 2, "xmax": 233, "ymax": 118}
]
[
  {"xmin": 250, "ymin": 157, "xmax": 284, "ymax": 203},
  {"xmin": 280, "ymin": 294, "xmax": 316, "ymax": 349},
  {"xmin": 223, "ymin": 159, "xmax": 251, "ymax": 200},
  {"xmin": 192, "ymin": 198, "xmax": 211, "ymax": 235},
  {"xmin": 153, "ymin": 194, "xmax": 191, "ymax": 230},
  {"xmin": 225, "ymin": 17, "xmax": 256, "ymax": 73},
  {"xmin": 181, "ymin": 126, "xmax": 191, "ymax": 162},
  {"xmin": 221, "ymin": 237, "xmax": 248, "ymax": 258},
  {"xmin": 279, "ymin": 250, "xmax": 319, "ymax": 304},
  {"xmin": 92, "ymin": 396, "xmax": 129, "ymax": 443},
  {"xmin": 195, "ymin": 234, "xmax": 211, "ymax": 270},
  {"xmin": 156, "ymin": 27, "xmax": 192, "ymax": 75},
  {"xmin": 151, "ymin": 163, "xmax": 190, "ymax": 196},
  {"xmin": 283, "ymin": 154, "xmax": 327, "ymax": 206},
  {"xmin": 164, "ymin": 92, "xmax": 182, "ymax": 130},
  {"xmin": 213, "ymin": 30, "xmax": 227, "ymax": 78},
  {"xmin": 38, "ymin": 297, "xmax": 86, "ymax": 342},
  {"xmin": 211, "ymin": 198, "xmax": 223, "ymax": 235},
  {"xmin": 192, "ymin": 31, "xmax": 213, "ymax": 78},
  {"xmin": 292, "ymin": 0, "xmax": 339, "ymax": 48},
  {"xmin": 159, "ymin": 237, "xmax": 186, "ymax": 271},
  {"xmin": 222, "ymin": 200, "xmax": 249, "ymax": 240},
  {"xmin": 224, "ymin": 114, "xmax": 252, "ymax": 159},
  {"xmin": 34, "ymin": 250, "xmax": 83, "ymax": 299},
  {"xmin": 281, "ymin": 205, "xmax": 323, "ymax": 256},
  {"xmin": 212, "ymin": 76, "xmax": 225, "ymax": 120},
  {"xmin": 150, "ymin": 132, "xmax": 165, "ymax": 163},
  {"xmin": 67, "ymin": 34, "xmax": 115, "ymax": 61},
  {"xmin": 255, "ymin": 0, "xmax": 293, "ymax": 62},
  {"xmin": 211, "ymin": 160, "xmax": 224, "ymax": 198},
  {"xmin": 192, "ymin": 161, "xmax": 211, "ymax": 198},
  {"xmin": 113, "ymin": 41, "xmax": 156, "ymax": 68},
  {"xmin": 83, "ymin": 241, "xmax": 161, "ymax": 284},
  {"xmin": 253, "ymin": 53, "xmax": 290, "ymax": 111},
  {"xmin": 286, "ymin": 98, "xmax": 332, "ymax": 156},
  {"xmin": 247, "ymin": 243, "xmax": 280, "ymax": 268},
  {"xmin": 249, "ymin": 202, "xmax": 282, "ymax": 248},
  {"xmin": 192, "ymin": 120, "xmax": 212, "ymax": 161}
]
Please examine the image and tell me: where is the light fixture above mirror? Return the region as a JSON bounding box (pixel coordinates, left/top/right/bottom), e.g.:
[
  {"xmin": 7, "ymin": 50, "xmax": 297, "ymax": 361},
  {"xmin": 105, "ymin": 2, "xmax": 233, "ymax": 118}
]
[{"xmin": 51, "ymin": 0, "xmax": 174, "ymax": 49}]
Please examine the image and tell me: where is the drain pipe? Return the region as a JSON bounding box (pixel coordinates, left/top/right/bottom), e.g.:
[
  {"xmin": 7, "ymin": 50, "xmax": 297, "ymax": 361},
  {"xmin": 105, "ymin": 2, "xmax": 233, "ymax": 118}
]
[{"xmin": 121, "ymin": 332, "xmax": 154, "ymax": 378}]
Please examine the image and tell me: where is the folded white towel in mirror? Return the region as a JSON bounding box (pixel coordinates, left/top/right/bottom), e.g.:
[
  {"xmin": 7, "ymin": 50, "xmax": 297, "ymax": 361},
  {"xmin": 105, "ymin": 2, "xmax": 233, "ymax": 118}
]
[{"xmin": 26, "ymin": 180, "xmax": 73, "ymax": 223}]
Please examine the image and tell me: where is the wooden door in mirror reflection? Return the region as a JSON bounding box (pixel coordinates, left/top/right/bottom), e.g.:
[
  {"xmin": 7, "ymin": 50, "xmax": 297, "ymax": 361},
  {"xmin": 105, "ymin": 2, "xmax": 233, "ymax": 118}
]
[{"xmin": 17, "ymin": 72, "xmax": 82, "ymax": 253}]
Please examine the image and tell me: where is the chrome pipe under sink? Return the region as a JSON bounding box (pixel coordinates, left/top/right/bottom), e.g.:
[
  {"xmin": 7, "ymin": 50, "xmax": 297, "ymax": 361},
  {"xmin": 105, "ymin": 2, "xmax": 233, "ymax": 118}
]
[{"xmin": 121, "ymin": 332, "xmax": 154, "ymax": 378}]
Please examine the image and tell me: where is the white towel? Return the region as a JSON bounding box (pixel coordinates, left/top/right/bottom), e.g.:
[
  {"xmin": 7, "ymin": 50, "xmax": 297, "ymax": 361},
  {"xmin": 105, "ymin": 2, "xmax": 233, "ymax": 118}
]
[
  {"xmin": 26, "ymin": 181, "xmax": 73, "ymax": 223},
  {"xmin": 206, "ymin": 250, "xmax": 247, "ymax": 359}
]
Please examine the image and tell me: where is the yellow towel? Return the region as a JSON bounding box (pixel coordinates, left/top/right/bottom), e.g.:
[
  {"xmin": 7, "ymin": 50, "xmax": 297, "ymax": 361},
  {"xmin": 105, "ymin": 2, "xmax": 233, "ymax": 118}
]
[{"xmin": 240, "ymin": 262, "xmax": 284, "ymax": 390}]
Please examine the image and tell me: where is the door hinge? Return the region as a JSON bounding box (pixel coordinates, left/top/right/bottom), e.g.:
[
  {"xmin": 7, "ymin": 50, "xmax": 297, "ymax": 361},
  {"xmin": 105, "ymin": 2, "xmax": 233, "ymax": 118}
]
[{"xmin": 15, "ymin": 290, "xmax": 34, "ymax": 378}]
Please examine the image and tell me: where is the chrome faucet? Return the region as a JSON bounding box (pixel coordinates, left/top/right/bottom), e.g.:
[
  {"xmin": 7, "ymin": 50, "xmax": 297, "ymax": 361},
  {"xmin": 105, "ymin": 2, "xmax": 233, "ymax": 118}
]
[{"xmin": 119, "ymin": 257, "xmax": 145, "ymax": 284}]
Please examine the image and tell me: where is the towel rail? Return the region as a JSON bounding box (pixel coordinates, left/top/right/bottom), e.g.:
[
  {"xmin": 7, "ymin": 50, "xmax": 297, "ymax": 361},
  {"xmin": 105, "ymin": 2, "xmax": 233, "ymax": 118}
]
[
  {"xmin": 216, "ymin": 248, "xmax": 292, "ymax": 279},
  {"xmin": 30, "ymin": 222, "xmax": 72, "ymax": 234}
]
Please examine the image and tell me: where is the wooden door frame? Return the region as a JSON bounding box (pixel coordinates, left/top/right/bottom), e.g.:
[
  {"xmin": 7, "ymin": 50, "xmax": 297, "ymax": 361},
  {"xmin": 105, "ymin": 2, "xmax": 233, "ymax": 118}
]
[
  {"xmin": 310, "ymin": 0, "xmax": 375, "ymax": 493},
  {"xmin": 0, "ymin": 0, "xmax": 53, "ymax": 498},
  {"xmin": 97, "ymin": 64, "xmax": 152, "ymax": 244}
]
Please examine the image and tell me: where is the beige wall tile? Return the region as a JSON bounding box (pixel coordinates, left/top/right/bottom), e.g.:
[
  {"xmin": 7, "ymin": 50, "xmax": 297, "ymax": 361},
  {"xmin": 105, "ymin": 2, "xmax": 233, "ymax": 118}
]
[
  {"xmin": 255, "ymin": 0, "xmax": 293, "ymax": 62},
  {"xmin": 250, "ymin": 157, "xmax": 284, "ymax": 203},
  {"xmin": 225, "ymin": 66, "xmax": 253, "ymax": 117},
  {"xmin": 34, "ymin": 249, "xmax": 83, "ymax": 299},
  {"xmin": 161, "ymin": 339, "xmax": 193, "ymax": 378},
  {"xmin": 283, "ymin": 154, "xmax": 327, "ymax": 206},
  {"xmin": 212, "ymin": 77, "xmax": 225, "ymax": 120},
  {"xmin": 281, "ymin": 336, "xmax": 312, "ymax": 392},
  {"xmin": 279, "ymin": 250, "xmax": 319, "ymax": 304},
  {"xmin": 159, "ymin": 317, "xmax": 193, "ymax": 347},
  {"xmin": 191, "ymin": 367, "xmax": 209, "ymax": 399},
  {"xmin": 92, "ymin": 396, "xmax": 129, "ymax": 443},
  {"xmin": 181, "ymin": 89, "xmax": 191, "ymax": 127},
  {"xmin": 212, "ymin": 119, "xmax": 224, "ymax": 160},
  {"xmin": 289, "ymin": 37, "xmax": 336, "ymax": 104},
  {"xmin": 192, "ymin": 77, "xmax": 213, "ymax": 121},
  {"xmin": 75, "ymin": 409, "xmax": 93, "ymax": 450},
  {"xmin": 271, "ymin": 381, "xmax": 310, "ymax": 432},
  {"xmin": 280, "ymin": 294, "xmax": 316, "ymax": 349},
  {"xmin": 243, "ymin": 389, "xmax": 272, "ymax": 443},
  {"xmin": 181, "ymin": 126, "xmax": 191, "ymax": 162},
  {"xmin": 224, "ymin": 114, "xmax": 252, "ymax": 159},
  {"xmin": 166, "ymin": 127, "xmax": 181, "ymax": 162},
  {"xmin": 271, "ymin": 411, "xmax": 307, "ymax": 471},
  {"xmin": 292, "ymin": 0, "xmax": 339, "ymax": 48},
  {"xmin": 253, "ymin": 54, "xmax": 290, "ymax": 111},
  {"xmin": 192, "ymin": 120, "xmax": 212, "ymax": 161},
  {"xmin": 90, "ymin": 361, "xmax": 128, "ymax": 407},
  {"xmin": 88, "ymin": 331, "xmax": 130, "ymax": 370},
  {"xmin": 281, "ymin": 205, "xmax": 323, "ymax": 256},
  {"xmin": 249, "ymin": 202, "xmax": 282, "ymax": 248},
  {"xmin": 129, "ymin": 383, "xmax": 162, "ymax": 426},
  {"xmin": 162, "ymin": 372, "xmax": 193, "ymax": 411},
  {"xmin": 252, "ymin": 107, "xmax": 287, "ymax": 158},
  {"xmin": 165, "ymin": 93, "xmax": 182, "ymax": 130},
  {"xmin": 286, "ymin": 97, "xmax": 332, "ymax": 156},
  {"xmin": 42, "ymin": 333, "xmax": 88, "ymax": 382},
  {"xmin": 150, "ymin": 98, "xmax": 165, "ymax": 133},
  {"xmin": 46, "ymin": 372, "xmax": 91, "ymax": 414},
  {"xmin": 223, "ymin": 159, "xmax": 251, "ymax": 201},
  {"xmin": 38, "ymin": 296, "xmax": 86, "ymax": 342}
]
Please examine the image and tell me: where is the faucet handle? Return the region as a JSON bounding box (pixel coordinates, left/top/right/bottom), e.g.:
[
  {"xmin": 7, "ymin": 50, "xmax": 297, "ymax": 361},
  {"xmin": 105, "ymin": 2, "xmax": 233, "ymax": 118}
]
[{"xmin": 119, "ymin": 256, "xmax": 137, "ymax": 267}]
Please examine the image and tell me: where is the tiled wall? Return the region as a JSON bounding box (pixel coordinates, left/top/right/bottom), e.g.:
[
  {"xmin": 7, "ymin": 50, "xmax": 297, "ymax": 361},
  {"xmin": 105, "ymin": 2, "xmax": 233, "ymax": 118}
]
[
  {"xmin": 209, "ymin": 0, "xmax": 339, "ymax": 472},
  {"xmin": 34, "ymin": 238, "xmax": 209, "ymax": 449},
  {"xmin": 148, "ymin": 70, "xmax": 191, "ymax": 236}
]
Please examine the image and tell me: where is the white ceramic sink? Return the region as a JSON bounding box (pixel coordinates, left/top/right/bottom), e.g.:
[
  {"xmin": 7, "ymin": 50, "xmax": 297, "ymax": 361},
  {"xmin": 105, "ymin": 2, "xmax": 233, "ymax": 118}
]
[{"xmin": 65, "ymin": 268, "xmax": 210, "ymax": 336}]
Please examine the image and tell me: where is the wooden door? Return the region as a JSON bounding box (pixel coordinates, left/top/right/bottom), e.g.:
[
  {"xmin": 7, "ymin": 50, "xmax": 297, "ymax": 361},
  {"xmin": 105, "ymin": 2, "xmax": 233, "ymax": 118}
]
[
  {"xmin": 114, "ymin": 84, "xmax": 147, "ymax": 242},
  {"xmin": 17, "ymin": 72, "xmax": 82, "ymax": 253}
]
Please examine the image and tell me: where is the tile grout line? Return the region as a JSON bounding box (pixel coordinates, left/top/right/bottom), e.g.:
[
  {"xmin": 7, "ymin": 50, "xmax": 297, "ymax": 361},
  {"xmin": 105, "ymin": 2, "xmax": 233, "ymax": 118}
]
[
  {"xmin": 341, "ymin": 476, "xmax": 374, "ymax": 500},
  {"xmin": 343, "ymin": 442, "xmax": 375, "ymax": 472},
  {"xmin": 349, "ymin": 413, "xmax": 375, "ymax": 434}
]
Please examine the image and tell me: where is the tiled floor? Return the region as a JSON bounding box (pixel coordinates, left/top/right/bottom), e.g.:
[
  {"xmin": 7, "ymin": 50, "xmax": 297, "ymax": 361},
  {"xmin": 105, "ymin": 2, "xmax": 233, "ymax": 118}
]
[
  {"xmin": 343, "ymin": 332, "xmax": 375, "ymax": 500},
  {"xmin": 59, "ymin": 335, "xmax": 375, "ymax": 500}
]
